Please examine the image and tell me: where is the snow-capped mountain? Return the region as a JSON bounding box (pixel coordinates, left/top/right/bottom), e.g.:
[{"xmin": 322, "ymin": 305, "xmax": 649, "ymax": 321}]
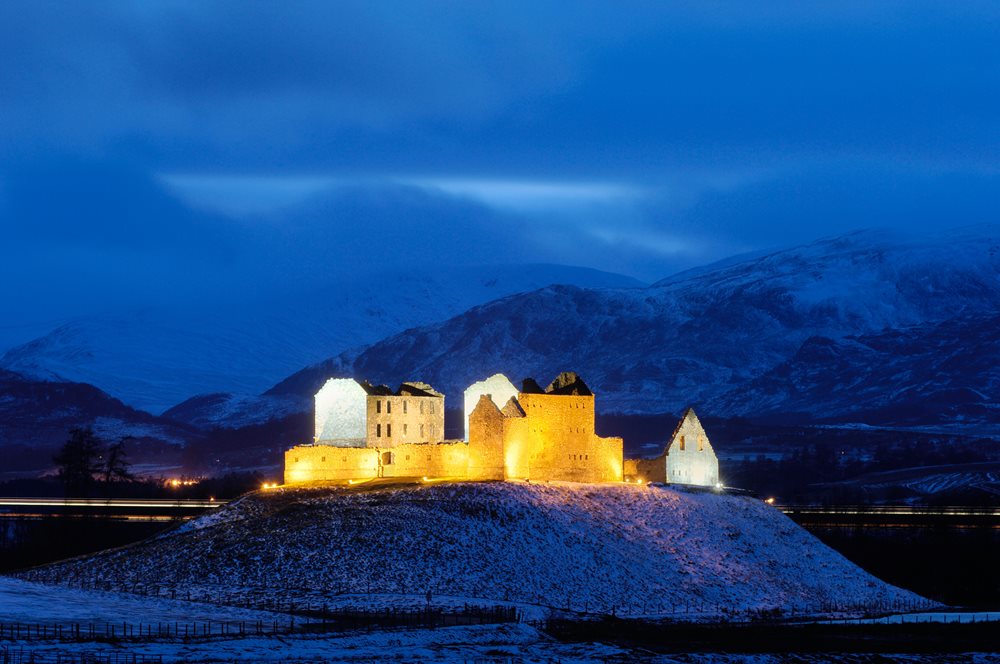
[
  {"xmin": 706, "ymin": 312, "xmax": 1000, "ymax": 428},
  {"xmin": 269, "ymin": 228, "xmax": 1000, "ymax": 430},
  {"xmin": 1, "ymin": 264, "xmax": 642, "ymax": 415}
]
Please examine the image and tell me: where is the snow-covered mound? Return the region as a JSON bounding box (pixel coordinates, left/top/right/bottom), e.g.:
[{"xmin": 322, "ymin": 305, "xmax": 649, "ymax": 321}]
[
  {"xmin": 20, "ymin": 482, "xmax": 925, "ymax": 616},
  {"xmin": 1, "ymin": 265, "xmax": 642, "ymax": 415},
  {"xmin": 271, "ymin": 228, "xmax": 1000, "ymax": 427}
]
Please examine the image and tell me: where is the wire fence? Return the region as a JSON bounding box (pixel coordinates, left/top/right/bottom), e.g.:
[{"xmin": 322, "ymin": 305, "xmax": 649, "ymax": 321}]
[
  {"xmin": 53, "ymin": 577, "xmax": 938, "ymax": 623},
  {"xmin": 0, "ymin": 605, "xmax": 519, "ymax": 645},
  {"xmin": 1, "ymin": 650, "xmax": 162, "ymax": 664}
]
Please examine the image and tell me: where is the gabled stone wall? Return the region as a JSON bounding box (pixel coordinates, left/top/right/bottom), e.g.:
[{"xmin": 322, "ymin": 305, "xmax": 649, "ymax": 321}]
[
  {"xmin": 664, "ymin": 410, "xmax": 719, "ymax": 486},
  {"xmin": 623, "ymin": 408, "xmax": 720, "ymax": 487}
]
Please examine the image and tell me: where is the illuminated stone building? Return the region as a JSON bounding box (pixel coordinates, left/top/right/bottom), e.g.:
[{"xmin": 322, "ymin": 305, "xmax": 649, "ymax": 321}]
[
  {"xmin": 285, "ymin": 371, "xmax": 717, "ymax": 487},
  {"xmin": 623, "ymin": 408, "xmax": 720, "ymax": 487},
  {"xmin": 313, "ymin": 378, "xmax": 444, "ymax": 448},
  {"xmin": 286, "ymin": 371, "xmax": 624, "ymax": 484},
  {"xmin": 465, "ymin": 372, "xmax": 624, "ymax": 483}
]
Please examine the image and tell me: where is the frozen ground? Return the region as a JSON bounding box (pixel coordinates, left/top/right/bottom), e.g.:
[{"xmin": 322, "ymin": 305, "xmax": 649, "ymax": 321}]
[
  {"xmin": 0, "ymin": 577, "xmax": 287, "ymax": 625},
  {"xmin": 20, "ymin": 482, "xmax": 929, "ymax": 618},
  {"xmin": 0, "ymin": 621, "xmax": 635, "ymax": 663},
  {"xmin": 819, "ymin": 611, "xmax": 1000, "ymax": 625}
]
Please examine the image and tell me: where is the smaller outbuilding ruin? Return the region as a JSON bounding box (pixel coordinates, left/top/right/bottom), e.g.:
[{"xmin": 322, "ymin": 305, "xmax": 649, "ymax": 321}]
[{"xmin": 623, "ymin": 408, "xmax": 720, "ymax": 487}]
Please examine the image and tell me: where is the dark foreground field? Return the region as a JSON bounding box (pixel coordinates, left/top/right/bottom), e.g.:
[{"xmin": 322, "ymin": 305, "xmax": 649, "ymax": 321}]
[{"xmin": 545, "ymin": 618, "xmax": 1000, "ymax": 656}]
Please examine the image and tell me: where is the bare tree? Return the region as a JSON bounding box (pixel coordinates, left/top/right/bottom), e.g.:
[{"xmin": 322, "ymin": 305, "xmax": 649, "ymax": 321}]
[{"xmin": 103, "ymin": 436, "xmax": 134, "ymax": 483}]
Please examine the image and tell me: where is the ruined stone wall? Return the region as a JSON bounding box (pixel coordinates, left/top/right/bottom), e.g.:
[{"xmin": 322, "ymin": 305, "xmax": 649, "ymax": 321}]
[
  {"xmin": 366, "ymin": 395, "xmax": 444, "ymax": 447},
  {"xmin": 501, "ymin": 393, "xmax": 621, "ymax": 483},
  {"xmin": 624, "ymin": 454, "xmax": 667, "ymax": 483},
  {"xmin": 378, "ymin": 441, "xmax": 469, "ymax": 478},
  {"xmin": 593, "ymin": 435, "xmax": 625, "ymax": 482},
  {"xmin": 463, "ymin": 374, "xmax": 519, "ymax": 441},
  {"xmin": 466, "ymin": 397, "xmax": 506, "ymax": 480},
  {"xmin": 284, "ymin": 445, "xmax": 378, "ymax": 483}
]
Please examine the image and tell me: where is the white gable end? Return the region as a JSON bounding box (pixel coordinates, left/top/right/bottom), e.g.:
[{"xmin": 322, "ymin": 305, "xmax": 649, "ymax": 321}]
[
  {"xmin": 463, "ymin": 373, "xmax": 519, "ymax": 441},
  {"xmin": 314, "ymin": 378, "xmax": 368, "ymax": 446}
]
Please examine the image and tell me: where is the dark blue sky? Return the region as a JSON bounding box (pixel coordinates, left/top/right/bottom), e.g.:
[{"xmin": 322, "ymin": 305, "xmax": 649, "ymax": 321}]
[{"xmin": 3, "ymin": 2, "xmax": 1000, "ymax": 330}]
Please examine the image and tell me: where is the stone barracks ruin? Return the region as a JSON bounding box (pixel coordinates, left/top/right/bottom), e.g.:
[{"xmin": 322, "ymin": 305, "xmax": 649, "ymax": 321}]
[{"xmin": 284, "ymin": 372, "xmax": 720, "ymax": 486}]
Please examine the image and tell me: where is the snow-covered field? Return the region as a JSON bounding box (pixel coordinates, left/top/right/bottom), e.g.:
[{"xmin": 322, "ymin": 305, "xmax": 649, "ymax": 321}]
[
  {"xmin": 19, "ymin": 482, "xmax": 928, "ymax": 618},
  {"xmin": 0, "ymin": 577, "xmax": 285, "ymax": 625}
]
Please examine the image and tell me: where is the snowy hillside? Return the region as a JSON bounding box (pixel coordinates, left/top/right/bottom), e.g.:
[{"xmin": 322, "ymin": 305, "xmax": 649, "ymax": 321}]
[
  {"xmin": 1, "ymin": 264, "xmax": 642, "ymax": 414},
  {"xmin": 20, "ymin": 482, "xmax": 925, "ymax": 617},
  {"xmin": 269, "ymin": 228, "xmax": 1000, "ymax": 427}
]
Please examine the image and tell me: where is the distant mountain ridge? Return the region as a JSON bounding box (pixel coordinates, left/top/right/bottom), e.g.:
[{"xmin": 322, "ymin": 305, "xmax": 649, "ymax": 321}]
[
  {"xmin": 5, "ymin": 229, "xmax": 1000, "ymax": 479},
  {"xmin": 0, "ymin": 369, "xmax": 194, "ymax": 478},
  {"xmin": 1, "ymin": 264, "xmax": 643, "ymax": 414},
  {"xmin": 267, "ymin": 229, "xmax": 1000, "ymax": 431}
]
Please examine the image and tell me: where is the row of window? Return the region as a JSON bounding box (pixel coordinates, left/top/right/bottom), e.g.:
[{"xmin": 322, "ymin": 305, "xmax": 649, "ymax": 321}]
[
  {"xmin": 375, "ymin": 423, "xmax": 435, "ymax": 438},
  {"xmin": 568, "ymin": 454, "xmax": 590, "ymax": 461},
  {"xmin": 374, "ymin": 400, "xmax": 437, "ymax": 415},
  {"xmin": 382, "ymin": 452, "xmax": 439, "ymax": 465},
  {"xmin": 677, "ymin": 435, "xmax": 705, "ymax": 452},
  {"xmin": 530, "ymin": 427, "xmax": 589, "ymax": 434},
  {"xmin": 525, "ymin": 401, "xmax": 587, "ymax": 409}
]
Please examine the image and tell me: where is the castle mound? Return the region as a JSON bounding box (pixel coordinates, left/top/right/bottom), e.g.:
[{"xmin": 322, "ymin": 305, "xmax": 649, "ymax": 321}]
[{"xmin": 20, "ymin": 482, "xmax": 923, "ymax": 617}]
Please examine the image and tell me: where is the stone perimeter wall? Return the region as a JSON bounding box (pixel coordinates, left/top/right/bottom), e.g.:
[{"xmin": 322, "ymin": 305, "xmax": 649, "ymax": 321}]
[{"xmin": 284, "ymin": 440, "xmax": 471, "ymax": 483}]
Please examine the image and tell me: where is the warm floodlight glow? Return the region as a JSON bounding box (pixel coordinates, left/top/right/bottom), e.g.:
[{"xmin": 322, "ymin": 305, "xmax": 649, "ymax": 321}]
[{"xmin": 766, "ymin": 497, "xmax": 776, "ymax": 505}]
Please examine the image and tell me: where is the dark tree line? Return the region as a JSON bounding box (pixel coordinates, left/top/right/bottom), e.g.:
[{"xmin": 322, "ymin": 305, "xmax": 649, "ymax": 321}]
[{"xmin": 53, "ymin": 427, "xmax": 133, "ymax": 496}]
